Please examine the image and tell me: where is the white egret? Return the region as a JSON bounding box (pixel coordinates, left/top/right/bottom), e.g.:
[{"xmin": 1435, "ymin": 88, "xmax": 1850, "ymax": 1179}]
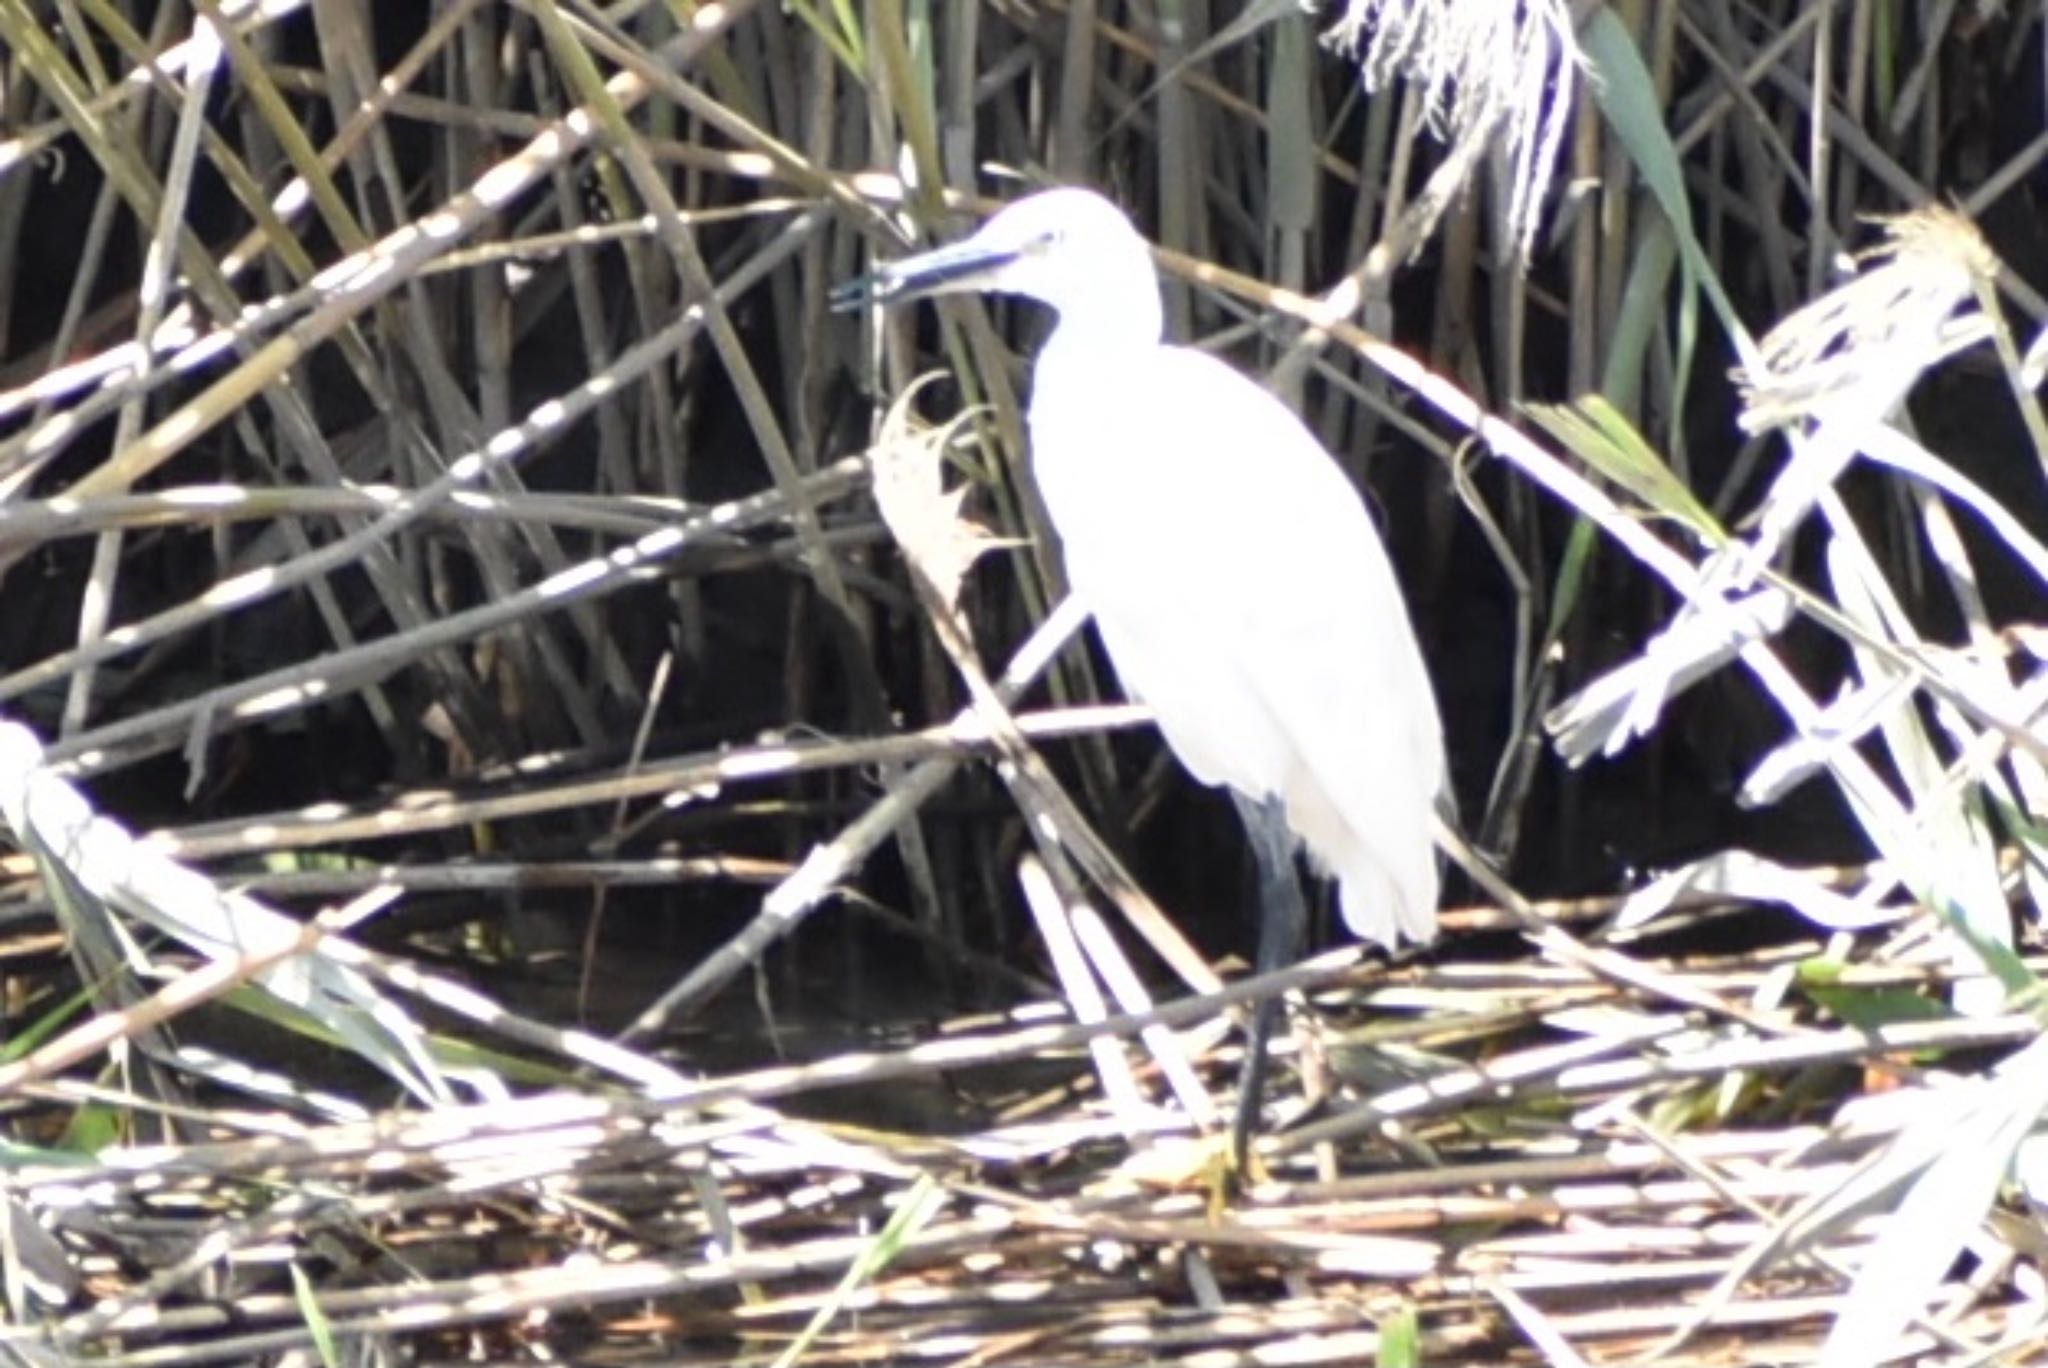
[{"xmin": 842, "ymin": 188, "xmax": 1446, "ymax": 1150}]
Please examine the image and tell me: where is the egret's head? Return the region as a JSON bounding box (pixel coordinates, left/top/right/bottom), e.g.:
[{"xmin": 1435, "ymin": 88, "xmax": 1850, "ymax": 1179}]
[{"xmin": 836, "ymin": 188, "xmax": 1160, "ymax": 338}]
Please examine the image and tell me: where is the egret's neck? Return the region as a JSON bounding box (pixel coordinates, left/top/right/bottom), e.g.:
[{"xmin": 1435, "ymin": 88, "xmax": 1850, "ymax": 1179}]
[{"xmin": 1039, "ymin": 256, "xmax": 1163, "ymax": 356}]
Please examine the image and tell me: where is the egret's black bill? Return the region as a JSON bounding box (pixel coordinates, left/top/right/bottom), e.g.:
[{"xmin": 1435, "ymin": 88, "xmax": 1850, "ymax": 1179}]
[
  {"xmin": 830, "ymin": 239, "xmax": 1021, "ymax": 313},
  {"xmin": 827, "ymin": 271, "xmax": 887, "ymax": 312}
]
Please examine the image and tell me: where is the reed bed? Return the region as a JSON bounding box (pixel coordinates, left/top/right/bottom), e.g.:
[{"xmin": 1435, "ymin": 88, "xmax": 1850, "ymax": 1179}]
[{"xmin": 1, "ymin": 2, "xmax": 2045, "ymax": 1363}]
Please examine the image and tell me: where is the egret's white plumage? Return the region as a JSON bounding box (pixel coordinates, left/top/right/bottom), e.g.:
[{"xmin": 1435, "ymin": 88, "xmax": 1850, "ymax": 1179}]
[{"xmin": 862, "ymin": 188, "xmax": 1445, "ymax": 948}]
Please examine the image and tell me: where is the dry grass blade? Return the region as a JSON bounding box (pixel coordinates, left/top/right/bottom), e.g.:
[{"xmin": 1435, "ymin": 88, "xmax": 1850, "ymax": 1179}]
[
  {"xmin": 866, "ymin": 385, "xmax": 1009, "ymax": 618},
  {"xmin": 1542, "ymin": 205, "xmax": 2014, "ymax": 765},
  {"xmin": 0, "ymin": 721, "xmax": 447, "ymax": 1105}
]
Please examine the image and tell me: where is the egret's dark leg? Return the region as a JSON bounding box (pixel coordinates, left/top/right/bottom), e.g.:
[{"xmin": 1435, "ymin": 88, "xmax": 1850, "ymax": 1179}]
[{"xmin": 1229, "ymin": 791, "xmax": 1307, "ymax": 1174}]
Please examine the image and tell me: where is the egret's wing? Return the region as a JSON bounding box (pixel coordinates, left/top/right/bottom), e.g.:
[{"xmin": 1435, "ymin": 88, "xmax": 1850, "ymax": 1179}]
[{"xmin": 1027, "ymin": 344, "xmax": 1444, "ymax": 943}]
